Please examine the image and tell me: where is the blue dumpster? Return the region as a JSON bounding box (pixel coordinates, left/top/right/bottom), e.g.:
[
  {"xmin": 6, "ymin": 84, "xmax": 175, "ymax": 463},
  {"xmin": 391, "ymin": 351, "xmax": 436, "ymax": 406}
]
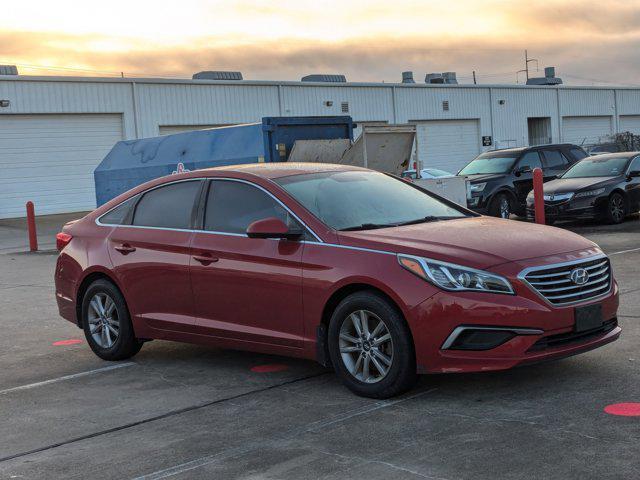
[{"xmin": 94, "ymin": 116, "xmax": 353, "ymax": 206}]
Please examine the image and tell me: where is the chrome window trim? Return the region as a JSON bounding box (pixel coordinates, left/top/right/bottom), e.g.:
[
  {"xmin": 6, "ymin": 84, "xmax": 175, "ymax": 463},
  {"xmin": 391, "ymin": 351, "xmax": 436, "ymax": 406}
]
[
  {"xmin": 441, "ymin": 326, "xmax": 543, "ymax": 350},
  {"xmin": 517, "ymin": 253, "xmax": 612, "ymax": 307},
  {"xmin": 95, "ymin": 176, "xmax": 323, "ymax": 242}
]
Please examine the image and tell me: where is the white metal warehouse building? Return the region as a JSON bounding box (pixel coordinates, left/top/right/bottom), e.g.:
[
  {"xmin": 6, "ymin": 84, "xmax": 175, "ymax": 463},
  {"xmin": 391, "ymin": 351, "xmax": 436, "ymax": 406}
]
[{"xmin": 2, "ymin": 74, "xmax": 640, "ymax": 218}]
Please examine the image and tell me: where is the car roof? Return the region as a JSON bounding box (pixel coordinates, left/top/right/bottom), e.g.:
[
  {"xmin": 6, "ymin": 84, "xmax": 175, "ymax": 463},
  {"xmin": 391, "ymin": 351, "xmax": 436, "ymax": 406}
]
[
  {"xmin": 484, "ymin": 143, "xmax": 582, "ymax": 155},
  {"xmin": 580, "ymin": 152, "xmax": 640, "ymax": 160},
  {"xmin": 200, "ymin": 162, "xmax": 368, "ymax": 179}
]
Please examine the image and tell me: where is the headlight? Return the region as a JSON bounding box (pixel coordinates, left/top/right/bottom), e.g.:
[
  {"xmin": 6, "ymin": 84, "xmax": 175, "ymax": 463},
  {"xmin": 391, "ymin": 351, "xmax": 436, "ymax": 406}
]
[
  {"xmin": 469, "ymin": 182, "xmax": 486, "ymax": 193},
  {"xmin": 398, "ymin": 254, "xmax": 514, "ymax": 294},
  {"xmin": 574, "ymin": 188, "xmax": 605, "ymax": 198}
]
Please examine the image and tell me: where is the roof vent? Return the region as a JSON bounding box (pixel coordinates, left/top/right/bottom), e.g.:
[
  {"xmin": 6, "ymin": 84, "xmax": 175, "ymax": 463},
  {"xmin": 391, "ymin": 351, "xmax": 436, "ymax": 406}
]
[
  {"xmin": 0, "ymin": 65, "xmax": 18, "ymax": 75},
  {"xmin": 442, "ymin": 72, "xmax": 458, "ymax": 84},
  {"xmin": 402, "ymin": 71, "xmax": 415, "ymax": 84},
  {"xmin": 526, "ymin": 66, "xmax": 562, "ymax": 86},
  {"xmin": 301, "ymin": 74, "xmax": 347, "ymax": 83},
  {"xmin": 192, "ymin": 71, "xmax": 243, "ymax": 81},
  {"xmin": 425, "ymin": 73, "xmax": 444, "ymax": 84}
]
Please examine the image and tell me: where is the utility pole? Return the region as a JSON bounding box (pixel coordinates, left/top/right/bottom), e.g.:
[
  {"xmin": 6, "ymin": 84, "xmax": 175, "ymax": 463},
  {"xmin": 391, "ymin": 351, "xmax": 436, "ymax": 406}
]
[{"xmin": 472, "ymin": 71, "xmax": 477, "ymax": 85}]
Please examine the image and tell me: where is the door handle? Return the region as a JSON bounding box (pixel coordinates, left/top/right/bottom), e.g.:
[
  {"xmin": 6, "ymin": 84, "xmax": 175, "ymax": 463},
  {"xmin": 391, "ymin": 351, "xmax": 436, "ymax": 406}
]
[
  {"xmin": 114, "ymin": 244, "xmax": 136, "ymax": 255},
  {"xmin": 193, "ymin": 254, "xmax": 219, "ymax": 265}
]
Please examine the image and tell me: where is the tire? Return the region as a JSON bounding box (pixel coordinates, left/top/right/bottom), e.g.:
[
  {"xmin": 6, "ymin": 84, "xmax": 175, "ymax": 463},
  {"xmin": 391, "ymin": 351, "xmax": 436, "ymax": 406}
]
[
  {"xmin": 327, "ymin": 291, "xmax": 417, "ymax": 399},
  {"xmin": 606, "ymin": 192, "xmax": 626, "ymax": 224},
  {"xmin": 81, "ymin": 279, "xmax": 142, "ymax": 361},
  {"xmin": 488, "ymin": 193, "xmax": 512, "ymax": 219}
]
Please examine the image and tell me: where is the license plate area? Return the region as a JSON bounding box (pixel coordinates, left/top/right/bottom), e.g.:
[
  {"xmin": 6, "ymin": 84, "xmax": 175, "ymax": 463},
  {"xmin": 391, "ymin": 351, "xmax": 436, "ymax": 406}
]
[{"xmin": 574, "ymin": 304, "xmax": 603, "ymax": 332}]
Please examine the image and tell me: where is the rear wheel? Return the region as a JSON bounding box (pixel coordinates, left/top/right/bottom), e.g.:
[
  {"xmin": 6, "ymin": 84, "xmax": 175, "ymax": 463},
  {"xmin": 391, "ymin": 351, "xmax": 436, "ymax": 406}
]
[
  {"xmin": 488, "ymin": 193, "xmax": 512, "ymax": 219},
  {"xmin": 606, "ymin": 192, "xmax": 626, "ymax": 224},
  {"xmin": 328, "ymin": 291, "xmax": 416, "ymax": 399},
  {"xmin": 81, "ymin": 279, "xmax": 142, "ymax": 361}
]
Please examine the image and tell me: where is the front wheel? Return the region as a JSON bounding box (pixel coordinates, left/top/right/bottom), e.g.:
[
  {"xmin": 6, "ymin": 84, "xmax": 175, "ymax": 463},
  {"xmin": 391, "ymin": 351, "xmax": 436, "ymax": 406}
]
[
  {"xmin": 81, "ymin": 279, "xmax": 143, "ymax": 361},
  {"xmin": 606, "ymin": 192, "xmax": 626, "ymax": 224},
  {"xmin": 328, "ymin": 291, "xmax": 417, "ymax": 399},
  {"xmin": 488, "ymin": 193, "xmax": 513, "ymax": 219}
]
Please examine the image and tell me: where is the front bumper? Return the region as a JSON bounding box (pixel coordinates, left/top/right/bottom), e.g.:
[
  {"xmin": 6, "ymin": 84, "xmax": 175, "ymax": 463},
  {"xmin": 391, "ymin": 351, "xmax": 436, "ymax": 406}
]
[
  {"xmin": 408, "ymin": 254, "xmax": 620, "ymax": 374},
  {"xmin": 526, "ymin": 197, "xmax": 607, "ymax": 221}
]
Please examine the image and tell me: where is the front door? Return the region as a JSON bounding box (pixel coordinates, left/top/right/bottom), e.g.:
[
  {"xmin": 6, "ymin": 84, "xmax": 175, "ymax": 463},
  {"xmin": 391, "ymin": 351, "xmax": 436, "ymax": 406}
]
[
  {"xmin": 108, "ymin": 180, "xmax": 202, "ymax": 332},
  {"xmin": 513, "ymin": 151, "xmax": 543, "ymax": 205},
  {"xmin": 190, "ymin": 179, "xmax": 306, "ymax": 347}
]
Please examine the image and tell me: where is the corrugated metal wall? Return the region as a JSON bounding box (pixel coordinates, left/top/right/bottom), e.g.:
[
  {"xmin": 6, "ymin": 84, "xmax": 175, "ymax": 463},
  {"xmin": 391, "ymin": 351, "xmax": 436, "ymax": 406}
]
[{"xmin": 2, "ymin": 77, "xmax": 640, "ymax": 150}]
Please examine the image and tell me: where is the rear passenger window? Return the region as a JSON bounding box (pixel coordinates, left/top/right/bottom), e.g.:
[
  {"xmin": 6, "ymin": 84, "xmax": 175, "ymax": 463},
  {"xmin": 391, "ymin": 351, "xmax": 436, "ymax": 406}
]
[
  {"xmin": 205, "ymin": 180, "xmax": 302, "ymax": 235},
  {"xmin": 99, "ymin": 196, "xmax": 137, "ymax": 225},
  {"xmin": 132, "ymin": 181, "xmax": 201, "ymax": 229},
  {"xmin": 570, "ymin": 148, "xmax": 588, "ymax": 161},
  {"xmin": 542, "ymin": 150, "xmax": 568, "ymax": 168}
]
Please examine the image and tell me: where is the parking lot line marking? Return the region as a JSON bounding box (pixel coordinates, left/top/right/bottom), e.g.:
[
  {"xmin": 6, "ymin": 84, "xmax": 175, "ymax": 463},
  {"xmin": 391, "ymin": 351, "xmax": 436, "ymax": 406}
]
[
  {"xmin": 0, "ymin": 371, "xmax": 329, "ymax": 464},
  {"xmin": 132, "ymin": 387, "xmax": 438, "ymax": 480},
  {"xmin": 609, "ymin": 247, "xmax": 640, "ymax": 256},
  {"xmin": 0, "ymin": 363, "xmax": 135, "ymax": 396}
]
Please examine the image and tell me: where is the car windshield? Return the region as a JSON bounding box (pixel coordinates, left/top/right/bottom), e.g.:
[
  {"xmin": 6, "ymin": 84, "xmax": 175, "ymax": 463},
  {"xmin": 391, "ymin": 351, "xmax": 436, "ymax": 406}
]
[
  {"xmin": 458, "ymin": 153, "xmax": 518, "ymax": 175},
  {"xmin": 275, "ymin": 170, "xmax": 468, "ymax": 231},
  {"xmin": 562, "ymin": 157, "xmax": 630, "ymax": 178}
]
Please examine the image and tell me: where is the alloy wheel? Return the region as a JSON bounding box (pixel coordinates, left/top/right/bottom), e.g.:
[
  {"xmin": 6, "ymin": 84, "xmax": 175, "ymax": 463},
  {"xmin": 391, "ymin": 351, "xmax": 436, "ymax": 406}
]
[
  {"xmin": 338, "ymin": 310, "xmax": 394, "ymax": 384},
  {"xmin": 87, "ymin": 293, "xmax": 120, "ymax": 348},
  {"xmin": 499, "ymin": 197, "xmax": 510, "ymax": 219},
  {"xmin": 610, "ymin": 196, "xmax": 625, "ymax": 223}
]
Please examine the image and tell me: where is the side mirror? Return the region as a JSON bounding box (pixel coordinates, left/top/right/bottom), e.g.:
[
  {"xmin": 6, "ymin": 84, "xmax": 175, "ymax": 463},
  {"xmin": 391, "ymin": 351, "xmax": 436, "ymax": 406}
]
[
  {"xmin": 628, "ymin": 170, "xmax": 640, "ymax": 178},
  {"xmin": 514, "ymin": 165, "xmax": 532, "ymax": 176},
  {"xmin": 246, "ymin": 217, "xmax": 303, "ymax": 240}
]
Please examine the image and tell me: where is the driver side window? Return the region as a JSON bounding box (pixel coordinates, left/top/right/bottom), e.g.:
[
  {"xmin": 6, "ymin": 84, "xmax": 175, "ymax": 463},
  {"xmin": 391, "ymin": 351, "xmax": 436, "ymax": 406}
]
[
  {"xmin": 629, "ymin": 156, "xmax": 640, "ymax": 173},
  {"xmin": 517, "ymin": 151, "xmax": 542, "ymax": 171},
  {"xmin": 204, "ymin": 180, "xmax": 307, "ymax": 237}
]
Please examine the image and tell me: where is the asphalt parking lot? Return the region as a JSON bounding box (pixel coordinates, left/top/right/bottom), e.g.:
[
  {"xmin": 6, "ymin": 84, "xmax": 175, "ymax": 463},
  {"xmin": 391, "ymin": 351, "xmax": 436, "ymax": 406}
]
[{"xmin": 0, "ymin": 216, "xmax": 638, "ymax": 480}]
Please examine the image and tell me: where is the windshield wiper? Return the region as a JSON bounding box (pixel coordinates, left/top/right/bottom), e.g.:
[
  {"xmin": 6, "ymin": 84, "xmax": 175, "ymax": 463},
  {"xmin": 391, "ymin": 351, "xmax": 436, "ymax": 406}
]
[
  {"xmin": 395, "ymin": 216, "xmax": 440, "ymax": 226},
  {"xmin": 339, "ymin": 223, "xmax": 397, "ymax": 231}
]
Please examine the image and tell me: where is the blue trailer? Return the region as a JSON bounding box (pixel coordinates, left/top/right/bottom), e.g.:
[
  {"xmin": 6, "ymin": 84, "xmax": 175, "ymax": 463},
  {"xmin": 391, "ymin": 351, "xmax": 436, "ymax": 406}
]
[{"xmin": 94, "ymin": 116, "xmax": 353, "ymax": 206}]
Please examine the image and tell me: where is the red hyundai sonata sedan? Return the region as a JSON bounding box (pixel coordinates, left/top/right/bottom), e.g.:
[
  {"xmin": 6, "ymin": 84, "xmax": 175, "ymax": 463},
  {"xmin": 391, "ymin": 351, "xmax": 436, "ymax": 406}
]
[{"xmin": 55, "ymin": 163, "xmax": 620, "ymax": 398}]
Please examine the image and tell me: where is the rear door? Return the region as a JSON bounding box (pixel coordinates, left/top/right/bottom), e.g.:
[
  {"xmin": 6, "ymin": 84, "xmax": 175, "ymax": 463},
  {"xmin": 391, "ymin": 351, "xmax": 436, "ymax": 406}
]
[
  {"xmin": 190, "ymin": 179, "xmax": 306, "ymax": 347},
  {"xmin": 108, "ymin": 179, "xmax": 203, "ymax": 332}
]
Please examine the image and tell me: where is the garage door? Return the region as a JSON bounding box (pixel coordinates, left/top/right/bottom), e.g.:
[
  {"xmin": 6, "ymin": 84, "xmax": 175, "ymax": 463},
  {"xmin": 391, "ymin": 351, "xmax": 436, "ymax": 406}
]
[
  {"xmin": 159, "ymin": 124, "xmax": 226, "ymax": 135},
  {"xmin": 619, "ymin": 115, "xmax": 640, "ymax": 135},
  {"xmin": 562, "ymin": 116, "xmax": 612, "ymax": 145},
  {"xmin": 413, "ymin": 119, "xmax": 480, "ymax": 173},
  {"xmin": 0, "ymin": 114, "xmax": 123, "ymax": 219}
]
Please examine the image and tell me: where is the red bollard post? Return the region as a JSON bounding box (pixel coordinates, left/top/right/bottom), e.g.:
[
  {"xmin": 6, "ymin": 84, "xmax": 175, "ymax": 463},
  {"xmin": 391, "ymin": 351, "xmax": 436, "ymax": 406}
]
[
  {"xmin": 532, "ymin": 167, "xmax": 546, "ymax": 225},
  {"xmin": 26, "ymin": 201, "xmax": 38, "ymax": 252}
]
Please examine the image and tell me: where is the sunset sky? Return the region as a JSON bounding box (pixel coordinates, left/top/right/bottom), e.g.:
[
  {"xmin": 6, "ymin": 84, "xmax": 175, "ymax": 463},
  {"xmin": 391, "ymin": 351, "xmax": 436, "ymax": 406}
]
[{"xmin": 2, "ymin": 0, "xmax": 639, "ymax": 85}]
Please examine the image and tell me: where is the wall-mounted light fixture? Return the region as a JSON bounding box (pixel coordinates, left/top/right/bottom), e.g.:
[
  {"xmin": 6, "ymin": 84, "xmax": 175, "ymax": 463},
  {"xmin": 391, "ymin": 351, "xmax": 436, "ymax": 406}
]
[{"xmin": 0, "ymin": 99, "xmax": 10, "ymax": 107}]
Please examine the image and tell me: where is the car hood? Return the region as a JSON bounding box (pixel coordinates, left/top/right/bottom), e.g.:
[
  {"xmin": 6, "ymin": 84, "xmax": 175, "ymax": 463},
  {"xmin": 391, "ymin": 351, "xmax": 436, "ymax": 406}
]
[
  {"xmin": 460, "ymin": 173, "xmax": 508, "ymax": 184},
  {"xmin": 337, "ymin": 216, "xmax": 597, "ymax": 270},
  {"xmin": 542, "ymin": 177, "xmax": 614, "ymax": 194}
]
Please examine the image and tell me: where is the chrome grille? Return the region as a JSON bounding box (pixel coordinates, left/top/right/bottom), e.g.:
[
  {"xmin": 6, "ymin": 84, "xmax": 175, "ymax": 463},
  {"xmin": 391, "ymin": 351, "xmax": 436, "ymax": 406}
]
[{"xmin": 520, "ymin": 256, "xmax": 612, "ymax": 306}]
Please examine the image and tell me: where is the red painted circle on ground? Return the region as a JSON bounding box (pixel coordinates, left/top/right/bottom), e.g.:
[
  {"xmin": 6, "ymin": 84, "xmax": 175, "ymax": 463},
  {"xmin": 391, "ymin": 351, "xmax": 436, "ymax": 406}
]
[
  {"xmin": 52, "ymin": 339, "xmax": 83, "ymax": 346},
  {"xmin": 250, "ymin": 364, "xmax": 289, "ymax": 373},
  {"xmin": 604, "ymin": 403, "xmax": 640, "ymax": 417}
]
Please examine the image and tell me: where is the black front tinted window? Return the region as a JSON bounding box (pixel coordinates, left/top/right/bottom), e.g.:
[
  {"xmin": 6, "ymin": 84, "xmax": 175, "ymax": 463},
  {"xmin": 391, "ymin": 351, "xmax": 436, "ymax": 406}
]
[
  {"xmin": 518, "ymin": 151, "xmax": 542, "ymax": 170},
  {"xmin": 205, "ymin": 180, "xmax": 299, "ymax": 234},
  {"xmin": 562, "ymin": 157, "xmax": 630, "ymax": 178},
  {"xmin": 542, "ymin": 149, "xmax": 567, "ymax": 168},
  {"xmin": 132, "ymin": 181, "xmax": 201, "ymax": 229},
  {"xmin": 99, "ymin": 196, "xmax": 137, "ymax": 225}
]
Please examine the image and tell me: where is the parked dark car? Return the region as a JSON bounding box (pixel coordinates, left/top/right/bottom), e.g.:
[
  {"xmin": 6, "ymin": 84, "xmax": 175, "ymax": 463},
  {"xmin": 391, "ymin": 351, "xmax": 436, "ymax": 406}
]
[
  {"xmin": 586, "ymin": 143, "xmax": 621, "ymax": 156},
  {"xmin": 459, "ymin": 144, "xmax": 588, "ymax": 218},
  {"xmin": 526, "ymin": 152, "xmax": 640, "ymax": 224}
]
